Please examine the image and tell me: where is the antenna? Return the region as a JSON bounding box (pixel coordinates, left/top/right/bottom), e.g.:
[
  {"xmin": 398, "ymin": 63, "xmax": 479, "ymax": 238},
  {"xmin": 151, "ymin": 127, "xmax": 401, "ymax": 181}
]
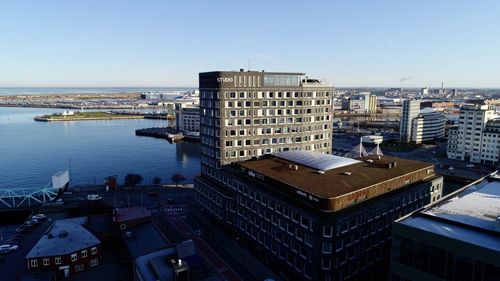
[{"xmin": 248, "ymin": 58, "xmax": 251, "ymax": 71}]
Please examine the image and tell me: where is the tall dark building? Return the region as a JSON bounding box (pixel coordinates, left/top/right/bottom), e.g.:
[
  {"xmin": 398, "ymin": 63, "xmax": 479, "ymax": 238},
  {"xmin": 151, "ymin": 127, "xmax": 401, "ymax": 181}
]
[
  {"xmin": 195, "ymin": 150, "xmax": 443, "ymax": 280},
  {"xmin": 198, "ymin": 70, "xmax": 334, "ymax": 177}
]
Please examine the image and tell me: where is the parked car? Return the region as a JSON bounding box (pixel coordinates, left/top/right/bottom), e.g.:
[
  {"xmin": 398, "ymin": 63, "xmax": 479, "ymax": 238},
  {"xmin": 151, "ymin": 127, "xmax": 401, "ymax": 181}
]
[
  {"xmin": 448, "ymin": 167, "xmax": 454, "ymax": 170},
  {"xmin": 0, "ymin": 245, "xmax": 18, "ymax": 252},
  {"xmin": 87, "ymin": 194, "xmax": 102, "ymax": 201},
  {"xmin": 466, "ymin": 164, "xmax": 475, "ymax": 168},
  {"xmin": 32, "ymin": 214, "xmax": 46, "ymax": 221}
]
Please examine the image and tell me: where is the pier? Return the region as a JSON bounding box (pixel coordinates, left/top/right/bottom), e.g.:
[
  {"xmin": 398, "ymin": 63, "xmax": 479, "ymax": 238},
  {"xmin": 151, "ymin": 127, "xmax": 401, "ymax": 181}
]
[{"xmin": 135, "ymin": 127, "xmax": 200, "ymax": 142}]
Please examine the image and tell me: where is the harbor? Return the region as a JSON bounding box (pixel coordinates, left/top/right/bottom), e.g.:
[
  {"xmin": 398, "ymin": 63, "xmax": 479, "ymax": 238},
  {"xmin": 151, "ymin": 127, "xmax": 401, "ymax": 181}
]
[{"xmin": 135, "ymin": 127, "xmax": 200, "ymax": 142}]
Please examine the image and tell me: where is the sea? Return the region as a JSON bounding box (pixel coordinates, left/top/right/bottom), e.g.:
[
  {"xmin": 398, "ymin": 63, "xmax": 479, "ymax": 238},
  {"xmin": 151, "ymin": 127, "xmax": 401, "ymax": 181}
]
[
  {"xmin": 0, "ymin": 87, "xmax": 195, "ymax": 96},
  {"xmin": 0, "ymin": 106, "xmax": 201, "ymax": 189}
]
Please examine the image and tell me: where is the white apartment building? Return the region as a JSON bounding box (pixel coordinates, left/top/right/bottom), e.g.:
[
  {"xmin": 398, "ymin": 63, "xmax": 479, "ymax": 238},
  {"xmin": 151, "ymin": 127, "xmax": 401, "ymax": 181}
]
[
  {"xmin": 411, "ymin": 108, "xmax": 446, "ymax": 144},
  {"xmin": 400, "ymin": 100, "xmax": 420, "ymax": 142},
  {"xmin": 447, "ymin": 104, "xmax": 496, "ymax": 163},
  {"xmin": 175, "ymin": 102, "xmax": 200, "ymax": 133},
  {"xmin": 480, "ymin": 119, "xmax": 500, "ymax": 164}
]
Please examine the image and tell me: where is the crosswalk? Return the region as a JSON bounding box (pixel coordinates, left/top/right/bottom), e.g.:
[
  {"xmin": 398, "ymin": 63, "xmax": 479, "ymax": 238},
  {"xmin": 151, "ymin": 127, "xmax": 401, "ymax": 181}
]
[{"xmin": 151, "ymin": 206, "xmax": 184, "ymax": 214}]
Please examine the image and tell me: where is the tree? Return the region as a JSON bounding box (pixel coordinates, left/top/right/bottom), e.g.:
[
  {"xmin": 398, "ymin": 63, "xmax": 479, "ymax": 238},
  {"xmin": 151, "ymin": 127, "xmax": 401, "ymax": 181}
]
[
  {"xmin": 171, "ymin": 174, "xmax": 186, "ymax": 188},
  {"xmin": 153, "ymin": 176, "xmax": 162, "ymax": 185},
  {"xmin": 124, "ymin": 173, "xmax": 143, "ymax": 187}
]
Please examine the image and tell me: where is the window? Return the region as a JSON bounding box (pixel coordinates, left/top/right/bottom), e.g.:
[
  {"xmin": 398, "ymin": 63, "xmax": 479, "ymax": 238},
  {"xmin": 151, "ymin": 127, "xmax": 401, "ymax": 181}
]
[
  {"xmin": 43, "ymin": 258, "xmax": 50, "ymax": 266},
  {"xmin": 91, "ymin": 247, "xmax": 97, "ymax": 255},
  {"xmin": 81, "ymin": 250, "xmax": 88, "ymax": 258},
  {"xmin": 75, "ymin": 264, "xmax": 84, "ymax": 272},
  {"xmin": 31, "ymin": 259, "xmax": 38, "ymax": 267},
  {"xmin": 323, "ymin": 226, "xmax": 333, "ymax": 237},
  {"xmin": 55, "ymin": 257, "xmax": 62, "ymax": 265},
  {"xmin": 71, "ymin": 253, "xmax": 78, "ymax": 262},
  {"xmin": 90, "ymin": 258, "xmax": 99, "ymax": 267},
  {"xmin": 322, "ymin": 242, "xmax": 332, "ymax": 254}
]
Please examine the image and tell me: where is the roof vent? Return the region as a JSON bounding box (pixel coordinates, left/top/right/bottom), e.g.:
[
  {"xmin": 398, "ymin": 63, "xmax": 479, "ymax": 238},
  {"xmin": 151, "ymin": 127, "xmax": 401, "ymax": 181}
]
[
  {"xmin": 495, "ymin": 216, "xmax": 500, "ymax": 232},
  {"xmin": 58, "ymin": 231, "xmax": 68, "ymax": 238},
  {"xmin": 294, "ymin": 165, "xmax": 299, "ymax": 170},
  {"xmin": 366, "ymin": 159, "xmax": 374, "ymax": 163},
  {"xmin": 240, "ymin": 68, "xmax": 244, "ymax": 72},
  {"xmin": 392, "ymin": 161, "xmax": 398, "ymax": 168},
  {"xmin": 343, "ymin": 172, "xmax": 352, "ymax": 176},
  {"xmin": 318, "ymin": 170, "xmax": 325, "ymax": 174}
]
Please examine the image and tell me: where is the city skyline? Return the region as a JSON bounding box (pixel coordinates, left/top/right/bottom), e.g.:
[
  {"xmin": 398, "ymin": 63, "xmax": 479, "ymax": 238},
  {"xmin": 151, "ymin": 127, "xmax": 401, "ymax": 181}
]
[{"xmin": 1, "ymin": 0, "xmax": 500, "ymax": 88}]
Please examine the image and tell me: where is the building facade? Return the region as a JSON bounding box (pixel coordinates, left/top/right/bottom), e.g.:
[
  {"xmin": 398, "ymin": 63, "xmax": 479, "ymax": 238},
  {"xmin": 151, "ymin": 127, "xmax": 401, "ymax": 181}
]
[
  {"xmin": 175, "ymin": 102, "xmax": 200, "ymax": 133},
  {"xmin": 400, "ymin": 100, "xmax": 420, "ymax": 142},
  {"xmin": 410, "ymin": 109, "xmax": 446, "ymax": 144},
  {"xmin": 198, "ymin": 70, "xmax": 333, "ymax": 174},
  {"xmin": 195, "ymin": 151, "xmax": 443, "ymax": 281},
  {"xmin": 447, "ymin": 105, "xmax": 496, "ymax": 163},
  {"xmin": 390, "ymin": 173, "xmax": 500, "ymax": 281}
]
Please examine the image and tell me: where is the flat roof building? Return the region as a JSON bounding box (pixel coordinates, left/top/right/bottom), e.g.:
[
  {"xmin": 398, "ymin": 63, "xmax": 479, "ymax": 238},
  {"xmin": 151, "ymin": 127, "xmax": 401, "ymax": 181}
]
[
  {"xmin": 390, "ymin": 173, "xmax": 500, "ymax": 281},
  {"xmin": 196, "ymin": 150, "xmax": 443, "ymax": 280}
]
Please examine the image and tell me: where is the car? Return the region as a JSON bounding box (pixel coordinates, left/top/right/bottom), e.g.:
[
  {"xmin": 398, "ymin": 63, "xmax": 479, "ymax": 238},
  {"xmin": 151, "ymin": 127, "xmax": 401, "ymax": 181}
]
[
  {"xmin": 0, "ymin": 245, "xmax": 18, "ymax": 252},
  {"xmin": 466, "ymin": 164, "xmax": 475, "ymax": 168},
  {"xmin": 87, "ymin": 194, "xmax": 102, "ymax": 201},
  {"xmin": 0, "ymin": 249, "xmax": 9, "ymax": 254},
  {"xmin": 448, "ymin": 167, "xmax": 454, "ymax": 170},
  {"xmin": 32, "ymin": 214, "xmax": 46, "ymax": 221},
  {"xmin": 29, "ymin": 218, "xmax": 40, "ymax": 225}
]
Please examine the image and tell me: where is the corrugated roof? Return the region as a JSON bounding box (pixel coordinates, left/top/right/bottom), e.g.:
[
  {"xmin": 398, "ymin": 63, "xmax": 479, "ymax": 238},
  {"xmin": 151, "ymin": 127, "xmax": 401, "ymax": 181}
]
[{"xmin": 273, "ymin": 150, "xmax": 361, "ymax": 171}]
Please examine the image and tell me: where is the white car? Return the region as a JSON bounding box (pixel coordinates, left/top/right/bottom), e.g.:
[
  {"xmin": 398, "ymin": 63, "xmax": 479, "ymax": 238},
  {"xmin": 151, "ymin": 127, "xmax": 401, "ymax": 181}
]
[
  {"xmin": 448, "ymin": 167, "xmax": 454, "ymax": 170},
  {"xmin": 0, "ymin": 244, "xmax": 19, "ymax": 252},
  {"xmin": 32, "ymin": 214, "xmax": 46, "ymax": 219},
  {"xmin": 87, "ymin": 194, "xmax": 102, "ymax": 201},
  {"xmin": 466, "ymin": 164, "xmax": 475, "ymax": 168}
]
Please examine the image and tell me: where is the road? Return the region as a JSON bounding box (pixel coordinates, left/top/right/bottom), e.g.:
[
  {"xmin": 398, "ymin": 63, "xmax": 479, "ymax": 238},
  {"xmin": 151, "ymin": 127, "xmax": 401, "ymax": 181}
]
[{"xmin": 160, "ymin": 208, "xmax": 242, "ymax": 281}]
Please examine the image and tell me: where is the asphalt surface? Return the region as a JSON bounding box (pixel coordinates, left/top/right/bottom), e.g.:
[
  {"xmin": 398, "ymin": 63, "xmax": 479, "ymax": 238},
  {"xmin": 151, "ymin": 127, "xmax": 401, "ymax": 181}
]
[{"xmin": 0, "ymin": 218, "xmax": 51, "ymax": 281}]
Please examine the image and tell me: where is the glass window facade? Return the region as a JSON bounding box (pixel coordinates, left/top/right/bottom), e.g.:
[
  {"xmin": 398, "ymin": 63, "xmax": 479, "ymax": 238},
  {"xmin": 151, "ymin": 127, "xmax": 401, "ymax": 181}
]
[{"xmin": 263, "ymin": 74, "xmax": 300, "ymax": 87}]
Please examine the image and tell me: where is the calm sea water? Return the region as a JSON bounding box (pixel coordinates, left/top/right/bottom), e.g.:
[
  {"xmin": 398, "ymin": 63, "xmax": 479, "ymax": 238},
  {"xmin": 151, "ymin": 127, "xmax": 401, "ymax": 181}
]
[
  {"xmin": 0, "ymin": 87, "xmax": 195, "ymax": 96},
  {"xmin": 0, "ymin": 107, "xmax": 200, "ymax": 188}
]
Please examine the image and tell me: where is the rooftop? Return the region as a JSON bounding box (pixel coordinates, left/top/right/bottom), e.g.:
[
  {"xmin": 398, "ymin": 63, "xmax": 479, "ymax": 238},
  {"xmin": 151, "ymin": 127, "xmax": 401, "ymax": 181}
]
[
  {"xmin": 273, "ymin": 150, "xmax": 361, "ymax": 171},
  {"xmin": 398, "ymin": 173, "xmax": 500, "ymax": 251},
  {"xmin": 122, "ymin": 221, "xmax": 171, "ymax": 259},
  {"xmin": 26, "ymin": 220, "xmax": 100, "ymax": 259},
  {"xmin": 237, "ymin": 151, "xmax": 435, "ymax": 211},
  {"xmin": 114, "ymin": 206, "xmax": 151, "ymax": 223}
]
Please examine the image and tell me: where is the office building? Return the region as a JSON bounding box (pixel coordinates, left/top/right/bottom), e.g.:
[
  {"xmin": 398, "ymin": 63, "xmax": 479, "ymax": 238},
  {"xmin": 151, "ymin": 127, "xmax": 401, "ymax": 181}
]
[
  {"xmin": 410, "ymin": 108, "xmax": 446, "ymax": 144},
  {"xmin": 198, "ymin": 70, "xmax": 333, "ymax": 174},
  {"xmin": 447, "ymin": 104, "xmax": 496, "ymax": 163},
  {"xmin": 195, "ymin": 150, "xmax": 443, "ymax": 281},
  {"xmin": 390, "ymin": 173, "xmax": 500, "ymax": 281},
  {"xmin": 341, "ymin": 94, "xmax": 377, "ymax": 114},
  {"xmin": 421, "ymin": 87, "xmax": 429, "ymax": 96},
  {"xmin": 175, "ymin": 102, "xmax": 200, "ymax": 133},
  {"xmin": 400, "ymin": 100, "xmax": 421, "ymax": 142}
]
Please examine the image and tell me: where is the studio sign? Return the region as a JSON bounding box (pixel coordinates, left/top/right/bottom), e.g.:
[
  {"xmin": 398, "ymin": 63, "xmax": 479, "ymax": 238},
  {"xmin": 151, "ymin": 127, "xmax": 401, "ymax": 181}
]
[
  {"xmin": 217, "ymin": 77, "xmax": 233, "ymax": 83},
  {"xmin": 296, "ymin": 190, "xmax": 320, "ymax": 202}
]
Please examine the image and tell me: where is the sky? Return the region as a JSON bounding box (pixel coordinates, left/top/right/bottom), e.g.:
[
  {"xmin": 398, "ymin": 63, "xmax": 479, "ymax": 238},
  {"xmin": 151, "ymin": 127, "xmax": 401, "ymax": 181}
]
[{"xmin": 0, "ymin": 0, "xmax": 499, "ymax": 88}]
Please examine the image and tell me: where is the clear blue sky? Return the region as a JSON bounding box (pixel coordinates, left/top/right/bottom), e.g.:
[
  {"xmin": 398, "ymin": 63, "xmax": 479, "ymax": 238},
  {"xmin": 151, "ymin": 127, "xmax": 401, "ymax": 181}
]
[{"xmin": 1, "ymin": 0, "xmax": 499, "ymax": 88}]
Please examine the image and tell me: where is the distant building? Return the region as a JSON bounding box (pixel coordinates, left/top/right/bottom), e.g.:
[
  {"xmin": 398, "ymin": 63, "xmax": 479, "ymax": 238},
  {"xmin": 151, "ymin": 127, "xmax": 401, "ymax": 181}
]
[
  {"xmin": 195, "ymin": 150, "xmax": 443, "ymax": 280},
  {"xmin": 400, "ymin": 100, "xmax": 421, "ymax": 142},
  {"xmin": 342, "ymin": 94, "xmax": 377, "ymax": 113},
  {"xmin": 421, "ymin": 87, "xmax": 428, "ymax": 96},
  {"xmin": 411, "ymin": 108, "xmax": 446, "ymax": 144},
  {"xmin": 447, "ymin": 104, "xmax": 496, "ymax": 163},
  {"xmin": 175, "ymin": 102, "xmax": 200, "ymax": 133},
  {"xmin": 390, "ymin": 173, "xmax": 500, "ymax": 281},
  {"xmin": 25, "ymin": 219, "xmax": 102, "ymax": 278}
]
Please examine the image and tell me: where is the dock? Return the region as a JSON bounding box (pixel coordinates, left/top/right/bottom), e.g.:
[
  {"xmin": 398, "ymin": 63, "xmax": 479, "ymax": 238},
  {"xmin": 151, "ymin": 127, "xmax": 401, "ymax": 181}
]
[{"xmin": 135, "ymin": 127, "xmax": 199, "ymax": 142}]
